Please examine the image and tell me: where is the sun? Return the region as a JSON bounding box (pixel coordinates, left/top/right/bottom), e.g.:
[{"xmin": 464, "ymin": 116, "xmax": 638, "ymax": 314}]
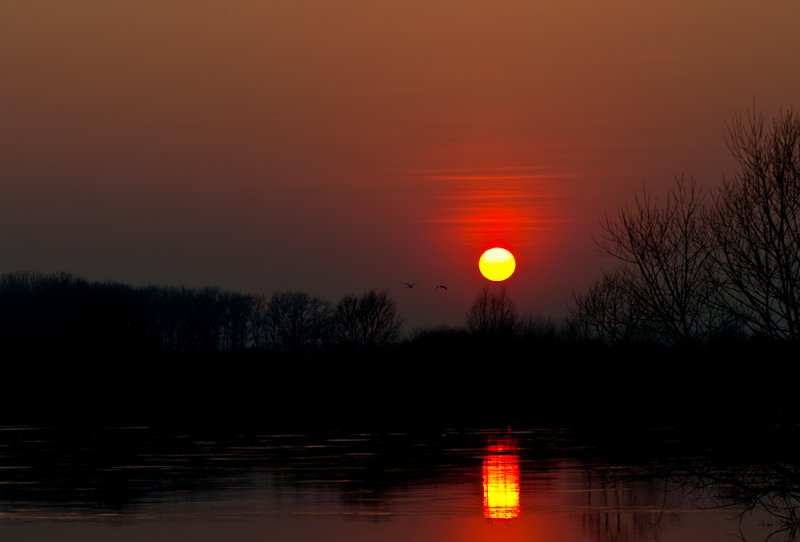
[{"xmin": 478, "ymin": 247, "xmax": 516, "ymax": 282}]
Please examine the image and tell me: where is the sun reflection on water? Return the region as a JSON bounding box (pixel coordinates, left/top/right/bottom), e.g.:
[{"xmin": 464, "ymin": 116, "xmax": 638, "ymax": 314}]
[{"xmin": 482, "ymin": 437, "xmax": 521, "ymax": 520}]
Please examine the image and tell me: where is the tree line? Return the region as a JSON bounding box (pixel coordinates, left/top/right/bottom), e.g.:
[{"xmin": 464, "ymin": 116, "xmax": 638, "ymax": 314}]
[{"xmin": 0, "ymin": 271, "xmax": 409, "ymax": 361}]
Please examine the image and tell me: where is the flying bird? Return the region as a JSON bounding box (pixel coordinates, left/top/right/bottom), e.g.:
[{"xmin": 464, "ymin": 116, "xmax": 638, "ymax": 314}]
[
  {"xmin": 435, "ymin": 284, "xmax": 447, "ymax": 290},
  {"xmin": 405, "ymin": 282, "xmax": 417, "ymax": 288}
]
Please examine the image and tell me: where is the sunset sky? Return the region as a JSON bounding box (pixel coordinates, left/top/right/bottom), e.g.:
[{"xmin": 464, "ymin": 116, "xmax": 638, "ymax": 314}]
[{"xmin": 2, "ymin": 1, "xmax": 799, "ymax": 332}]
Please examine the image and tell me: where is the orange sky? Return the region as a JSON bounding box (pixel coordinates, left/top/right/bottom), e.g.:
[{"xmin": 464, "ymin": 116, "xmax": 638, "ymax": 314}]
[{"xmin": 2, "ymin": 1, "xmax": 799, "ymax": 332}]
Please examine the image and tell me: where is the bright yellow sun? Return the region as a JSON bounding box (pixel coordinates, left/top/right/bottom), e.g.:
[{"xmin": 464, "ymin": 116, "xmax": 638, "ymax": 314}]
[{"xmin": 479, "ymin": 247, "xmax": 516, "ymax": 282}]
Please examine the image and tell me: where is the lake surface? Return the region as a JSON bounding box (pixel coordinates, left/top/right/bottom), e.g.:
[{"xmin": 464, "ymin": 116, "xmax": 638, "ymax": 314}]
[{"xmin": 0, "ymin": 423, "xmax": 796, "ymax": 542}]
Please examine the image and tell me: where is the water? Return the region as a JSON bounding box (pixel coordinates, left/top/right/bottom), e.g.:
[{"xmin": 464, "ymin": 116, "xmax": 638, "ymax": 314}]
[{"xmin": 0, "ymin": 423, "xmax": 795, "ymax": 542}]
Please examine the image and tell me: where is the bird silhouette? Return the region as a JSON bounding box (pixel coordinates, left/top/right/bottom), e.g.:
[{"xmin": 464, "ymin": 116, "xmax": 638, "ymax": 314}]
[
  {"xmin": 405, "ymin": 282, "xmax": 417, "ymax": 288},
  {"xmin": 435, "ymin": 284, "xmax": 447, "ymax": 290}
]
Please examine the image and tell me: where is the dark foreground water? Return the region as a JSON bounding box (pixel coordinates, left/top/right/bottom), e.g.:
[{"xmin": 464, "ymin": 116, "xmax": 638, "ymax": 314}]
[{"xmin": 0, "ymin": 423, "xmax": 797, "ymax": 542}]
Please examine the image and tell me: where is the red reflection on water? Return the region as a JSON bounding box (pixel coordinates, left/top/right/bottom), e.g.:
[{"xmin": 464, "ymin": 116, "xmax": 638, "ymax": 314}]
[{"xmin": 482, "ymin": 438, "xmax": 521, "ymax": 520}]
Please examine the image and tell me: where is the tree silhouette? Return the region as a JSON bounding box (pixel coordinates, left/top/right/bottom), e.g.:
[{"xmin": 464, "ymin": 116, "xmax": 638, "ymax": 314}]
[
  {"xmin": 593, "ymin": 176, "xmax": 726, "ymax": 345},
  {"xmin": 331, "ymin": 289, "xmax": 402, "ymax": 349},
  {"xmin": 466, "ymin": 285, "xmax": 519, "ymax": 337},
  {"xmin": 710, "ymin": 106, "xmax": 800, "ymax": 341},
  {"xmin": 569, "ymin": 268, "xmax": 639, "ymax": 344},
  {"xmin": 266, "ymin": 291, "xmax": 332, "ymax": 353}
]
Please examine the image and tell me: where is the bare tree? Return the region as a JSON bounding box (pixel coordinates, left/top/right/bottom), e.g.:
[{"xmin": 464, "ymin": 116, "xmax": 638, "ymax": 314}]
[
  {"xmin": 569, "ymin": 268, "xmax": 639, "ymax": 344},
  {"xmin": 595, "ymin": 176, "xmax": 725, "ymax": 345},
  {"xmin": 710, "ymin": 106, "xmax": 800, "ymax": 340},
  {"xmin": 466, "ymin": 285, "xmax": 519, "ymax": 337},
  {"xmin": 266, "ymin": 291, "xmax": 332, "ymax": 352},
  {"xmin": 331, "ymin": 289, "xmax": 402, "ymax": 349}
]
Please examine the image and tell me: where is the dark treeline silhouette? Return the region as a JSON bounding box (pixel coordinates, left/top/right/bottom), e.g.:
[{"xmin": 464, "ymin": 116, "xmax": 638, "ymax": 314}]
[
  {"xmin": 2, "ymin": 105, "xmax": 799, "ymax": 430},
  {"xmin": 0, "ymin": 271, "xmax": 402, "ymax": 360},
  {"xmin": 1, "ymin": 269, "xmax": 797, "ymax": 431}
]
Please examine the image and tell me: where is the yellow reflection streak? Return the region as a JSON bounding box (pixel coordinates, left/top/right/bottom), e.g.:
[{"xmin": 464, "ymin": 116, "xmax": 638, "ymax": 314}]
[{"xmin": 482, "ymin": 440, "xmax": 521, "ymax": 520}]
